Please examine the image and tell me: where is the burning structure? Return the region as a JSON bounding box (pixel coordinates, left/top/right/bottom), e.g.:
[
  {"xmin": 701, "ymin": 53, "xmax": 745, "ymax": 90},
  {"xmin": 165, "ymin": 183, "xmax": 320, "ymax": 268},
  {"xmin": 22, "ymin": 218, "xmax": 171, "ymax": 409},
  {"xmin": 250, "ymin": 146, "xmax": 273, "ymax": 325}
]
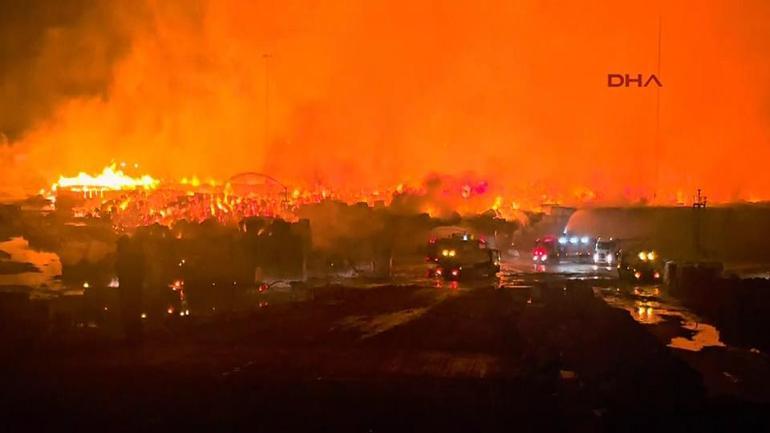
[{"xmin": 40, "ymin": 163, "xmax": 534, "ymax": 228}]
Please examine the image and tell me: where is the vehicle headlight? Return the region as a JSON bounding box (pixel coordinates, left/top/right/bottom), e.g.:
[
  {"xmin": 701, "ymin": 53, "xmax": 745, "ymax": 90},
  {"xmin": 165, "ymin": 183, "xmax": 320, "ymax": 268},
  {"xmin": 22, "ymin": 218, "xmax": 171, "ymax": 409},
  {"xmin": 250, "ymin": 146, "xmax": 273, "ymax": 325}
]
[
  {"xmin": 647, "ymin": 251, "xmax": 656, "ymax": 261},
  {"xmin": 541, "ymin": 254, "xmax": 548, "ymax": 261},
  {"xmin": 638, "ymin": 251, "xmax": 647, "ymax": 261}
]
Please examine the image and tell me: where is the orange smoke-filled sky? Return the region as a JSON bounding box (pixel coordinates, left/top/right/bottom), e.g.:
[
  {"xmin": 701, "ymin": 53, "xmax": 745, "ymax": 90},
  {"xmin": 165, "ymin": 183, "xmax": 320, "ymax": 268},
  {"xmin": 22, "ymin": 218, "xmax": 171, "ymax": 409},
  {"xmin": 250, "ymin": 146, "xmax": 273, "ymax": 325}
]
[{"xmin": 1, "ymin": 0, "xmax": 769, "ymax": 203}]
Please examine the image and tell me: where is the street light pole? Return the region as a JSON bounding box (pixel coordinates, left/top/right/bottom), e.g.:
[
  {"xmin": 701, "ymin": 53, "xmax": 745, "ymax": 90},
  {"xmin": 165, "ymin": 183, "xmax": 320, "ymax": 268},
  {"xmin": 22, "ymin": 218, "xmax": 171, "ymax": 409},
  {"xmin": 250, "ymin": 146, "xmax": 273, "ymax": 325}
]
[{"xmin": 262, "ymin": 53, "xmax": 272, "ymax": 149}]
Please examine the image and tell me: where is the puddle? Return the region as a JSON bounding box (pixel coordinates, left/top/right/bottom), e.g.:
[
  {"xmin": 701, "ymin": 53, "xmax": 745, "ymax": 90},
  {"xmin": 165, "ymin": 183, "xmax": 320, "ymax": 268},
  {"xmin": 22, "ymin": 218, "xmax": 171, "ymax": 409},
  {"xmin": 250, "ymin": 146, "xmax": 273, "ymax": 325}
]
[
  {"xmin": 0, "ymin": 237, "xmax": 62, "ymax": 295},
  {"xmin": 595, "ymin": 286, "xmax": 726, "ymax": 351},
  {"xmin": 669, "ymin": 321, "xmax": 725, "ymax": 351}
]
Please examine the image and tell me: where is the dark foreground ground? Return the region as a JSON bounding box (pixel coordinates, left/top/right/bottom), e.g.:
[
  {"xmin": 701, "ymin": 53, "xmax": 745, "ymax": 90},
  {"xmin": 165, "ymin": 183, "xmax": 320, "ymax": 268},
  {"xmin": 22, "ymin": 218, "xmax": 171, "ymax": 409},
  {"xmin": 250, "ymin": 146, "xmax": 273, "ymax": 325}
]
[{"xmin": 2, "ymin": 270, "xmax": 769, "ymax": 432}]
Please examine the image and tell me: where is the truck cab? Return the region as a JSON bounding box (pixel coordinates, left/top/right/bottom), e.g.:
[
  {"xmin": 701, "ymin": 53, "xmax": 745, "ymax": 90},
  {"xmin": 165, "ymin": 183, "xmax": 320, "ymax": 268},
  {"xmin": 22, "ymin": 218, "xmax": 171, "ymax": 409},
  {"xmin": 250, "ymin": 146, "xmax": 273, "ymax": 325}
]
[
  {"xmin": 428, "ymin": 233, "xmax": 501, "ymax": 280},
  {"xmin": 617, "ymin": 249, "xmax": 661, "ymax": 283},
  {"xmin": 532, "ymin": 236, "xmax": 558, "ymax": 263},
  {"xmin": 593, "ymin": 238, "xmax": 618, "ymax": 266}
]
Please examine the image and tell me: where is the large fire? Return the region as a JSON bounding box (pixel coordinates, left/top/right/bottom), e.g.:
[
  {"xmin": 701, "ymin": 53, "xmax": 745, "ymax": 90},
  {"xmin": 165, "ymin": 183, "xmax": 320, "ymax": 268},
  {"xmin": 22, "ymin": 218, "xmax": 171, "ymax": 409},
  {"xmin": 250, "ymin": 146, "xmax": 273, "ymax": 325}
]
[
  {"xmin": 53, "ymin": 164, "xmax": 159, "ymax": 193},
  {"xmin": 48, "ymin": 164, "xmax": 553, "ymax": 228},
  {"xmin": 3, "ymin": 1, "xmax": 770, "ymax": 205}
]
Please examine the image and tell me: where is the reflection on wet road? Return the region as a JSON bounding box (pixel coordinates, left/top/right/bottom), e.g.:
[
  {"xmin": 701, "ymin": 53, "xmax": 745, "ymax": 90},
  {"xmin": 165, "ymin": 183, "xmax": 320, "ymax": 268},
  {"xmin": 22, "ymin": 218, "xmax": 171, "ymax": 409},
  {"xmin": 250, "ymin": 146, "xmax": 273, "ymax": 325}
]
[
  {"xmin": 595, "ymin": 285, "xmax": 726, "ymax": 351},
  {"xmin": 5, "ymin": 250, "xmax": 770, "ymax": 430},
  {"xmin": 410, "ymin": 256, "xmax": 731, "ymax": 354},
  {"xmin": 0, "ymin": 237, "xmax": 62, "ymax": 295}
]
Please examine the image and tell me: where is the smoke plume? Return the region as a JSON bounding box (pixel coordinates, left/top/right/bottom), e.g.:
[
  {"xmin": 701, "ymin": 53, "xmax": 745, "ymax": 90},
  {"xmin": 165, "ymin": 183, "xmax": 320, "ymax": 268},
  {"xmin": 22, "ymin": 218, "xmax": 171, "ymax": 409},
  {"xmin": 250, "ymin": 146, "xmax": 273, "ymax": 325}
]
[{"xmin": 2, "ymin": 0, "xmax": 770, "ymax": 204}]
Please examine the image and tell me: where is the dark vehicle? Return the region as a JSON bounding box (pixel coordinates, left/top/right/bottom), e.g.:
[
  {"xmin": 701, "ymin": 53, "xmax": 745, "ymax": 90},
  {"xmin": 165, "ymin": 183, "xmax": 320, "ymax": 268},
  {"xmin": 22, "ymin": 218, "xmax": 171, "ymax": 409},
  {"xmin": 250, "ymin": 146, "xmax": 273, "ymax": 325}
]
[
  {"xmin": 532, "ymin": 236, "xmax": 558, "ymax": 263},
  {"xmin": 617, "ymin": 249, "xmax": 661, "ymax": 283},
  {"xmin": 428, "ymin": 233, "xmax": 500, "ymax": 280}
]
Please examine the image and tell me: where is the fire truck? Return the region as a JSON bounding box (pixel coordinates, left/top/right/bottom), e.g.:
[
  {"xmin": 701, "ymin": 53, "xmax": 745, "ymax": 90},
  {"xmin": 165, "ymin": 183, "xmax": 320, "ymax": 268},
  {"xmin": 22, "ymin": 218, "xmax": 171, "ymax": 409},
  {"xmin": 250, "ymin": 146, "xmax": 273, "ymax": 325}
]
[
  {"xmin": 532, "ymin": 236, "xmax": 559, "ymax": 263},
  {"xmin": 427, "ymin": 233, "xmax": 501, "ymax": 280},
  {"xmin": 617, "ymin": 249, "xmax": 661, "ymax": 282},
  {"xmin": 556, "ymin": 233, "xmax": 595, "ymax": 262}
]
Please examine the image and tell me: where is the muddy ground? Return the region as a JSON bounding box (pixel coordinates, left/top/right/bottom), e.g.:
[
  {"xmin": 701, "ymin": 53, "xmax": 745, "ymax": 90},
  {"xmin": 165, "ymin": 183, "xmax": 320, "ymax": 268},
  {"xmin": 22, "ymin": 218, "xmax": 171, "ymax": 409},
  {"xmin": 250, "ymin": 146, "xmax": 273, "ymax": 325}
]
[{"xmin": 1, "ymin": 274, "xmax": 769, "ymax": 432}]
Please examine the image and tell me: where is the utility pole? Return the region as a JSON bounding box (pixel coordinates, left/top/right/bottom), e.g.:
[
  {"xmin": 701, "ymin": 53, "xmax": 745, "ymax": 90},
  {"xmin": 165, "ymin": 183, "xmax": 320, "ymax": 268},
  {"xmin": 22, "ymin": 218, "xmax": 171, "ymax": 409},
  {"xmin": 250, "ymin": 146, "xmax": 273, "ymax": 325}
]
[
  {"xmin": 262, "ymin": 53, "xmax": 272, "ymax": 149},
  {"xmin": 693, "ymin": 188, "xmax": 707, "ymax": 258},
  {"xmin": 693, "ymin": 188, "xmax": 707, "ymax": 209},
  {"xmin": 653, "ymin": 16, "xmax": 662, "ymax": 202}
]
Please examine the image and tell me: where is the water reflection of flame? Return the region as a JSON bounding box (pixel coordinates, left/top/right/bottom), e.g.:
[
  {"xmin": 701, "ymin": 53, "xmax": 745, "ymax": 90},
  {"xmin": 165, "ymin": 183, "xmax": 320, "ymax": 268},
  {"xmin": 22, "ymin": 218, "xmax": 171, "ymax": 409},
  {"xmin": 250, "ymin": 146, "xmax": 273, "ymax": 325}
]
[
  {"xmin": 595, "ymin": 286, "xmax": 726, "ymax": 352},
  {"xmin": 0, "ymin": 237, "xmax": 63, "ymax": 295}
]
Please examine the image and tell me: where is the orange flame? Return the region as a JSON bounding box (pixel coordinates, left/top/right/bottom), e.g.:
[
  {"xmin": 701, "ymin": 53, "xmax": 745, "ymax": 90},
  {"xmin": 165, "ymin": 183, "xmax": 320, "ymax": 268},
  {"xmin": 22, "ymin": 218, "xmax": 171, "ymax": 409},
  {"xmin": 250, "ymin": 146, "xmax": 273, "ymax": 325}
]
[{"xmin": 54, "ymin": 164, "xmax": 158, "ymax": 192}]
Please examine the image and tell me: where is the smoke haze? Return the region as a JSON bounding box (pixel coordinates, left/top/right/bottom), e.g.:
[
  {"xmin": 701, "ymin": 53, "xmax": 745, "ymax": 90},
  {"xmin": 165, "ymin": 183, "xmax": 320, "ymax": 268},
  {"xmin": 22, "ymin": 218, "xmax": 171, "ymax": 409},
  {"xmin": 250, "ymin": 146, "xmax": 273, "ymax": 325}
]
[{"xmin": 2, "ymin": 0, "xmax": 769, "ymax": 204}]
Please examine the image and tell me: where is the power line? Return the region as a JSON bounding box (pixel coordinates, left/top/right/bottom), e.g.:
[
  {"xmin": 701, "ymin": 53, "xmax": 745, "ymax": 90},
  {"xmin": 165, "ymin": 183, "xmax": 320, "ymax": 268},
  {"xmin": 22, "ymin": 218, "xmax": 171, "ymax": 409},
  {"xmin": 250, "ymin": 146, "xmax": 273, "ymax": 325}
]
[{"xmin": 653, "ymin": 16, "xmax": 662, "ymax": 202}]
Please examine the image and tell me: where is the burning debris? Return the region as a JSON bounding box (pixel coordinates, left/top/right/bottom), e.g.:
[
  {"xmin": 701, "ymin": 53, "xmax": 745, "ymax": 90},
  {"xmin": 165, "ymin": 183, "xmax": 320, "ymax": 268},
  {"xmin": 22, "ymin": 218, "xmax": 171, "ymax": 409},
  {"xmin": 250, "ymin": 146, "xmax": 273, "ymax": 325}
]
[{"xmin": 40, "ymin": 164, "xmax": 545, "ymax": 229}]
